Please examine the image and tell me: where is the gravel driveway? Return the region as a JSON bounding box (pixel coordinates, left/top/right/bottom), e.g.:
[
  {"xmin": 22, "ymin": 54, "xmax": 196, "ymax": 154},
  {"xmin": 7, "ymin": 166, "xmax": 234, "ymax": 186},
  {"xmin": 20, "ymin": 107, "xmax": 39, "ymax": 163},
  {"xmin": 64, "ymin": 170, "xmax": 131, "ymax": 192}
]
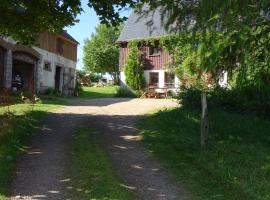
[{"xmin": 9, "ymin": 98, "xmax": 191, "ymax": 200}]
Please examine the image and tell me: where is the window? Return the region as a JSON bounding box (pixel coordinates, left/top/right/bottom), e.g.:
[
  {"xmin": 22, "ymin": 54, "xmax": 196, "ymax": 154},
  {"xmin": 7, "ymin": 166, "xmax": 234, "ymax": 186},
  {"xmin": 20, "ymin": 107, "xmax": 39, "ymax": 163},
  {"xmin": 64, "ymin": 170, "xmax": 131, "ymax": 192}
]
[
  {"xmin": 43, "ymin": 62, "xmax": 52, "ymax": 71},
  {"xmin": 56, "ymin": 38, "xmax": 64, "ymax": 54},
  {"xmin": 165, "ymin": 72, "xmax": 175, "ymax": 88},
  {"xmin": 149, "ymin": 72, "xmax": 159, "ymax": 86},
  {"xmin": 149, "ymin": 42, "xmax": 160, "ymax": 56}
]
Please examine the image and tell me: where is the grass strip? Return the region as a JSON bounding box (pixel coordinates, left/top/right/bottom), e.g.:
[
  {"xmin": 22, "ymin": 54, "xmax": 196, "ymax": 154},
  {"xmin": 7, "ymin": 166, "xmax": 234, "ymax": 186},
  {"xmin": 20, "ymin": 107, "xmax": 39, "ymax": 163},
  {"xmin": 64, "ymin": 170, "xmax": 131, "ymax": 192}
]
[
  {"xmin": 0, "ymin": 99, "xmax": 64, "ymax": 200},
  {"xmin": 138, "ymin": 107, "xmax": 270, "ymax": 200},
  {"xmin": 68, "ymin": 127, "xmax": 136, "ymax": 200}
]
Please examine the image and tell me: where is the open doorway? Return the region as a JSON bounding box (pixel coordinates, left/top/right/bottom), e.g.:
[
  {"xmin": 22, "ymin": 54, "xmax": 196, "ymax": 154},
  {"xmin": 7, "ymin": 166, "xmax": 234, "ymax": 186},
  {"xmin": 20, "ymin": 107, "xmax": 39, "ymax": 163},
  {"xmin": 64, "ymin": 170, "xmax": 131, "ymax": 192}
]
[
  {"xmin": 55, "ymin": 66, "xmax": 62, "ymax": 92},
  {"xmin": 12, "ymin": 59, "xmax": 34, "ymax": 92},
  {"xmin": 149, "ymin": 72, "xmax": 159, "ymax": 87}
]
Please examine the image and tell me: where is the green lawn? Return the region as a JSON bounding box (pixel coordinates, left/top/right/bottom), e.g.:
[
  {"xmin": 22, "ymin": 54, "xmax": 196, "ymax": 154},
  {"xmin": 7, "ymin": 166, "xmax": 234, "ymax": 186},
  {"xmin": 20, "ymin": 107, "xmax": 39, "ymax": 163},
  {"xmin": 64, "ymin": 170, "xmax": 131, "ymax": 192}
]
[
  {"xmin": 138, "ymin": 107, "xmax": 270, "ymax": 200},
  {"xmin": 78, "ymin": 86, "xmax": 118, "ymax": 99},
  {"xmin": 0, "ymin": 98, "xmax": 64, "ymax": 200},
  {"xmin": 67, "ymin": 127, "xmax": 137, "ymax": 200}
]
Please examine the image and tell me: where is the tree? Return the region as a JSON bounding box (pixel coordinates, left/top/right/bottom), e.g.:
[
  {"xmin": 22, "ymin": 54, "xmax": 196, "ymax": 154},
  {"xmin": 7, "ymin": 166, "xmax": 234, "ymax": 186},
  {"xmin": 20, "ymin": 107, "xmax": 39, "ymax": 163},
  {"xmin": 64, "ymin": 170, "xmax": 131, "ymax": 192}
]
[
  {"xmin": 0, "ymin": 0, "xmax": 131, "ymax": 44},
  {"xmin": 124, "ymin": 46, "xmax": 145, "ymax": 90},
  {"xmin": 83, "ymin": 24, "xmax": 122, "ymax": 83},
  {"xmin": 1, "ymin": 1, "xmax": 269, "ymax": 45},
  {"xmin": 0, "ymin": 0, "xmax": 82, "ymax": 44}
]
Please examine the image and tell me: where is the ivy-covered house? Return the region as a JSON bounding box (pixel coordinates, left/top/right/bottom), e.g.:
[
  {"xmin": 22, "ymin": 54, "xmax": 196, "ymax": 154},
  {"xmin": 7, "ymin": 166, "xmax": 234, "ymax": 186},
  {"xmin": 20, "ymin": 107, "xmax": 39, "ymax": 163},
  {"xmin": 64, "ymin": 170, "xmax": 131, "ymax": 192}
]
[
  {"xmin": 0, "ymin": 32, "xmax": 78, "ymax": 95},
  {"xmin": 117, "ymin": 7, "xmax": 180, "ymax": 89}
]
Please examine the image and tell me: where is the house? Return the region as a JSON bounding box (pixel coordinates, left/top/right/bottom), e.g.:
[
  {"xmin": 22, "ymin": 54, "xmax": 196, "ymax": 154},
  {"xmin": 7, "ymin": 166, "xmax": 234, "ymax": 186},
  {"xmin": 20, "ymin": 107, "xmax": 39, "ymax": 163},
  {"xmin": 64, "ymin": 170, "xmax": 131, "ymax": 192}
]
[
  {"xmin": 117, "ymin": 6, "xmax": 180, "ymax": 89},
  {"xmin": 0, "ymin": 31, "xmax": 78, "ymax": 95}
]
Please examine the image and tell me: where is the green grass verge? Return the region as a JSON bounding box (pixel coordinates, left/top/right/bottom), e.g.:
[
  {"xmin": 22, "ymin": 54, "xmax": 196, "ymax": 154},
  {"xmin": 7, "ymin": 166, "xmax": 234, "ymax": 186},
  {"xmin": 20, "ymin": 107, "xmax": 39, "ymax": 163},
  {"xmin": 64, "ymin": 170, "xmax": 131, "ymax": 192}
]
[
  {"xmin": 67, "ymin": 127, "xmax": 137, "ymax": 200},
  {"xmin": 138, "ymin": 107, "xmax": 270, "ymax": 200},
  {"xmin": 0, "ymin": 98, "xmax": 64, "ymax": 200},
  {"xmin": 78, "ymin": 86, "xmax": 118, "ymax": 99}
]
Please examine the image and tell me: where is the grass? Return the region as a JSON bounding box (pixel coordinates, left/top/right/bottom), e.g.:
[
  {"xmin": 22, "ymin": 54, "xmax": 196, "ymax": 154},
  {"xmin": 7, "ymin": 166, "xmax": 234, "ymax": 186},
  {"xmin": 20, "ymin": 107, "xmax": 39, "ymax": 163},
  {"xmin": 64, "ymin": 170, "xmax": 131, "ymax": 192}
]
[
  {"xmin": 138, "ymin": 107, "xmax": 270, "ymax": 200},
  {"xmin": 78, "ymin": 85, "xmax": 118, "ymax": 99},
  {"xmin": 67, "ymin": 127, "xmax": 137, "ymax": 200},
  {"xmin": 0, "ymin": 98, "xmax": 64, "ymax": 200}
]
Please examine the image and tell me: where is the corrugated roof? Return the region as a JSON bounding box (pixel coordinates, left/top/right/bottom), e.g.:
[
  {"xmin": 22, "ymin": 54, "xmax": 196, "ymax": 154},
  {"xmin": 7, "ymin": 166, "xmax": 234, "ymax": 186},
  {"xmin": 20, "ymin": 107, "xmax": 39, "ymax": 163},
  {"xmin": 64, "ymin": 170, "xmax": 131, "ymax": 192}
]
[{"xmin": 117, "ymin": 5, "xmax": 172, "ymax": 42}]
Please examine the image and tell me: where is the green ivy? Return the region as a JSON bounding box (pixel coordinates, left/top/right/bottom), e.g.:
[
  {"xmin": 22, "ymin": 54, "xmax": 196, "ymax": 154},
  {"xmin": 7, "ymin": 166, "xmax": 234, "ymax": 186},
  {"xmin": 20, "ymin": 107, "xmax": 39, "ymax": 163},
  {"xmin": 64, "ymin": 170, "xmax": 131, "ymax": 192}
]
[{"xmin": 127, "ymin": 24, "xmax": 270, "ymax": 91}]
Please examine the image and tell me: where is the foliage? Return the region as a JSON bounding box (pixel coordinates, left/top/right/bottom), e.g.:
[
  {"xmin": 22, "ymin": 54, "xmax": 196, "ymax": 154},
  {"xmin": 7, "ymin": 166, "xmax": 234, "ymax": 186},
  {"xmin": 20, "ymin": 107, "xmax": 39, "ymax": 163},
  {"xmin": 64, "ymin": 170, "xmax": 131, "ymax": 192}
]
[
  {"xmin": 135, "ymin": 1, "xmax": 270, "ymax": 35},
  {"xmin": 83, "ymin": 24, "xmax": 122, "ymax": 83},
  {"xmin": 68, "ymin": 127, "xmax": 136, "ymax": 200},
  {"xmin": 114, "ymin": 87, "xmax": 139, "ymax": 98},
  {"xmin": 128, "ymin": 25, "xmax": 270, "ymax": 90},
  {"xmin": 89, "ymin": 73, "xmax": 102, "ymax": 83},
  {"xmin": 179, "ymin": 86, "xmax": 270, "ymax": 118},
  {"xmin": 124, "ymin": 46, "xmax": 145, "ymax": 90},
  {"xmin": 2, "ymin": 0, "xmax": 270, "ymax": 46},
  {"xmin": 0, "ymin": 0, "xmax": 131, "ymax": 44},
  {"xmin": 138, "ymin": 107, "xmax": 270, "ymax": 200},
  {"xmin": 0, "ymin": 0, "xmax": 82, "ymax": 44}
]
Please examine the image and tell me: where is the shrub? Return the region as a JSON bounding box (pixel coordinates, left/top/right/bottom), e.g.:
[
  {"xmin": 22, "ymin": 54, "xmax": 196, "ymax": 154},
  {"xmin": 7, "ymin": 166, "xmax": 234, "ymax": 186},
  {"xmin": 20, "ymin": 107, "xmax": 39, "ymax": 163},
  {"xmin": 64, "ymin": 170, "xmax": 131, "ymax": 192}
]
[
  {"xmin": 179, "ymin": 86, "xmax": 270, "ymax": 118},
  {"xmin": 89, "ymin": 73, "xmax": 102, "ymax": 83},
  {"xmin": 114, "ymin": 87, "xmax": 139, "ymax": 98},
  {"xmin": 124, "ymin": 46, "xmax": 145, "ymax": 90}
]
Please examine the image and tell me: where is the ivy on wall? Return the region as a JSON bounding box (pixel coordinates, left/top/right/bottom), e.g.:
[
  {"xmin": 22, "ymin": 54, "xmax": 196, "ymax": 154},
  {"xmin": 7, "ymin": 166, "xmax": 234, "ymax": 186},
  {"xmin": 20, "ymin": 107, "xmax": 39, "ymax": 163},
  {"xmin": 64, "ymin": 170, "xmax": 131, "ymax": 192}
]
[{"xmin": 127, "ymin": 24, "xmax": 270, "ymax": 90}]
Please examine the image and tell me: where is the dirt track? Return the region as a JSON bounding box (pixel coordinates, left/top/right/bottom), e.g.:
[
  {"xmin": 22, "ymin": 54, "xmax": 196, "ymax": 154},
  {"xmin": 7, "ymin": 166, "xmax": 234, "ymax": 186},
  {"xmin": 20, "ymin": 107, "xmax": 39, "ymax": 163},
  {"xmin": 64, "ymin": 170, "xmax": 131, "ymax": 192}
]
[{"xmin": 9, "ymin": 98, "xmax": 191, "ymax": 200}]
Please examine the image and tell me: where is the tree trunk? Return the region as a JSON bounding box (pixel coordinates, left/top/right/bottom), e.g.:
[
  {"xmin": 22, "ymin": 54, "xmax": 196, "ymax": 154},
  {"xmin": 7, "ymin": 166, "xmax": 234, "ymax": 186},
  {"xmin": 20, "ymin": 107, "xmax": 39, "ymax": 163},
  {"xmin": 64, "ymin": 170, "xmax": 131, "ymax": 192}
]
[{"xmin": 201, "ymin": 93, "xmax": 209, "ymax": 147}]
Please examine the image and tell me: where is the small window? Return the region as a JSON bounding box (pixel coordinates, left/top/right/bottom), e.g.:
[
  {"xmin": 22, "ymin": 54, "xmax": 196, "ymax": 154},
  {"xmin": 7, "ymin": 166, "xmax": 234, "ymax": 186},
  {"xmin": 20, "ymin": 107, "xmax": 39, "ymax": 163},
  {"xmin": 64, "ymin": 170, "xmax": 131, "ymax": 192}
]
[
  {"xmin": 44, "ymin": 62, "xmax": 52, "ymax": 71},
  {"xmin": 56, "ymin": 38, "xmax": 64, "ymax": 54},
  {"xmin": 149, "ymin": 72, "xmax": 159, "ymax": 86},
  {"xmin": 149, "ymin": 42, "xmax": 160, "ymax": 56},
  {"xmin": 165, "ymin": 72, "xmax": 175, "ymax": 88}
]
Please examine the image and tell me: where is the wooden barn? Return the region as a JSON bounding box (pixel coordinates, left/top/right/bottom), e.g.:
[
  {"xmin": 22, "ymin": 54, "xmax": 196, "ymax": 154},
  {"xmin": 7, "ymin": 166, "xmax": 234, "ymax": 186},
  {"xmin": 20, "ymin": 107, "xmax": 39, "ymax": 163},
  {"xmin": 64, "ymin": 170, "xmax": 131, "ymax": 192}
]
[
  {"xmin": 0, "ymin": 31, "xmax": 78, "ymax": 95},
  {"xmin": 117, "ymin": 6, "xmax": 180, "ymax": 89}
]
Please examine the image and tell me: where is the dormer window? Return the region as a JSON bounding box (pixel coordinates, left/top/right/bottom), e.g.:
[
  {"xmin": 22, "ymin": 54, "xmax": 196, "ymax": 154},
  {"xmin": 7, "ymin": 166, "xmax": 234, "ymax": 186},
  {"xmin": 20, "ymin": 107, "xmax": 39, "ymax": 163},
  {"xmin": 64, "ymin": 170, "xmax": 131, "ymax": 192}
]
[
  {"xmin": 56, "ymin": 38, "xmax": 64, "ymax": 55},
  {"xmin": 149, "ymin": 42, "xmax": 160, "ymax": 56}
]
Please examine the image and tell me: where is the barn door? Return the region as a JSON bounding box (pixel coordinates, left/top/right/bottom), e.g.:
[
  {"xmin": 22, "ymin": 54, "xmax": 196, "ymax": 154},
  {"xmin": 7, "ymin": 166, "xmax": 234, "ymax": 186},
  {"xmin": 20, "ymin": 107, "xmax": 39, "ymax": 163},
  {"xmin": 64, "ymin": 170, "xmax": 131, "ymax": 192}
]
[
  {"xmin": 0, "ymin": 47, "xmax": 5, "ymax": 89},
  {"xmin": 55, "ymin": 66, "xmax": 61, "ymax": 91}
]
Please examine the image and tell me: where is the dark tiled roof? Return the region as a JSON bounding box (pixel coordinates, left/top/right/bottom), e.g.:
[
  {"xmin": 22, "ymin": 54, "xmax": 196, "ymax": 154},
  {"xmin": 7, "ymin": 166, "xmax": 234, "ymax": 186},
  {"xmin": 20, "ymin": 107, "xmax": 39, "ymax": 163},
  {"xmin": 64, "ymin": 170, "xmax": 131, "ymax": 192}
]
[
  {"xmin": 62, "ymin": 31, "xmax": 79, "ymax": 44},
  {"xmin": 117, "ymin": 5, "xmax": 172, "ymax": 42}
]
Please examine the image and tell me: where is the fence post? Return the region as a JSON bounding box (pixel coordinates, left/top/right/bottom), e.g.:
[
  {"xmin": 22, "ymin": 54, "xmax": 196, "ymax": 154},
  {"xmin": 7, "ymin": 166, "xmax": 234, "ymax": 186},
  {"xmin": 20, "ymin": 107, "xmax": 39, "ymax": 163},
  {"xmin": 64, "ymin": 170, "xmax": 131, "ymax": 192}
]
[{"xmin": 201, "ymin": 93, "xmax": 209, "ymax": 147}]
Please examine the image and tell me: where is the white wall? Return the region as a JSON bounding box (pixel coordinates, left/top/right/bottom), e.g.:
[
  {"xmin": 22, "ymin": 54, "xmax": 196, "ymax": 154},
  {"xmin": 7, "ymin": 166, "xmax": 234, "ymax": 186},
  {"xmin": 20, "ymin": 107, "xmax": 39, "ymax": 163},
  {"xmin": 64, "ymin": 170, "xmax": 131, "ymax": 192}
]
[{"xmin": 33, "ymin": 47, "xmax": 77, "ymax": 91}]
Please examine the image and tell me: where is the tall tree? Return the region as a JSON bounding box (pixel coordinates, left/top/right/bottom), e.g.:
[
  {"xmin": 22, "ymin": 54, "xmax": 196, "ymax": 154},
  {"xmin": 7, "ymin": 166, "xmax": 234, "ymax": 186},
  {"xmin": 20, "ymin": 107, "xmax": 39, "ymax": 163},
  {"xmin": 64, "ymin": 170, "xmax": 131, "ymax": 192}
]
[{"xmin": 83, "ymin": 24, "xmax": 122, "ymax": 83}]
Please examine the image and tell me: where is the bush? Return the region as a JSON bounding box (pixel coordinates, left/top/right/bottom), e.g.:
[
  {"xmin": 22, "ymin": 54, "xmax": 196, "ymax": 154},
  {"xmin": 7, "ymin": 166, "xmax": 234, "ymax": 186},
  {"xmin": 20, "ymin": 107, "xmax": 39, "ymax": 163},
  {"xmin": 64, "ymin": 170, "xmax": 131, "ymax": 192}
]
[
  {"xmin": 89, "ymin": 73, "xmax": 102, "ymax": 83},
  {"xmin": 124, "ymin": 46, "xmax": 145, "ymax": 90},
  {"xmin": 179, "ymin": 86, "xmax": 270, "ymax": 118},
  {"xmin": 114, "ymin": 87, "xmax": 139, "ymax": 98}
]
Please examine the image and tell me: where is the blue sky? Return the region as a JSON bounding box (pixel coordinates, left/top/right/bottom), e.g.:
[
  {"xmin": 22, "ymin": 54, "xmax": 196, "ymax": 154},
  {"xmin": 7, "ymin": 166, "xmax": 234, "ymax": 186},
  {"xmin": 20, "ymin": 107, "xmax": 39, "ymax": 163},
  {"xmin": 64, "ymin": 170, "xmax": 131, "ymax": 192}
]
[{"xmin": 65, "ymin": 0, "xmax": 131, "ymax": 70}]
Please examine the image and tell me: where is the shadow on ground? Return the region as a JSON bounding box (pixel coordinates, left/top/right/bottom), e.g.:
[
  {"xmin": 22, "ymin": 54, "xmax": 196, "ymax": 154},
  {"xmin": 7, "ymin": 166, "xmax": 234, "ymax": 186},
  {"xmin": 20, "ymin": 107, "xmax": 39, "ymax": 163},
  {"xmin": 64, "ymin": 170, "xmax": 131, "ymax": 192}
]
[{"xmin": 8, "ymin": 98, "xmax": 189, "ymax": 200}]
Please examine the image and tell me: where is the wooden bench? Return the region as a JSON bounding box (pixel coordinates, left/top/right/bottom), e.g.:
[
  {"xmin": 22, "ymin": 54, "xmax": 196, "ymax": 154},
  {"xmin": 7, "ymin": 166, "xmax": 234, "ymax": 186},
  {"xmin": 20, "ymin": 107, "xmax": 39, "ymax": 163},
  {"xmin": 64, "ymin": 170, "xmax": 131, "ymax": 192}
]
[{"xmin": 140, "ymin": 86, "xmax": 168, "ymax": 99}]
